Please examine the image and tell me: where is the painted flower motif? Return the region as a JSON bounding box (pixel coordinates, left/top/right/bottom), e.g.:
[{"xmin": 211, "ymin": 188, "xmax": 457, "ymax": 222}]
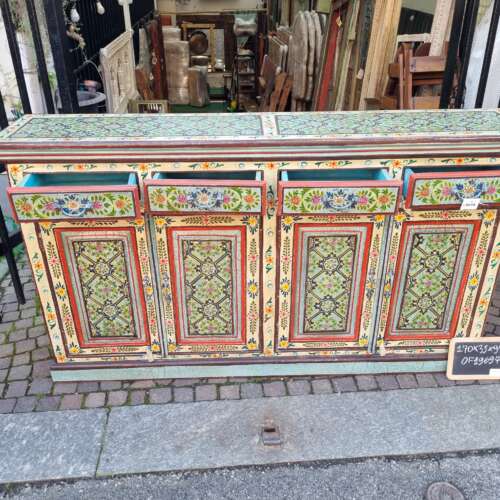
[
  {"xmin": 391, "ymin": 160, "xmax": 403, "ymax": 168},
  {"xmin": 279, "ymin": 337, "xmax": 289, "ymax": 349},
  {"xmin": 18, "ymin": 201, "xmax": 33, "ymax": 215},
  {"xmin": 167, "ymin": 343, "xmax": 176, "ymax": 353},
  {"xmin": 455, "ymin": 158, "xmax": 465, "ymax": 165},
  {"xmin": 69, "ymin": 345, "xmax": 80, "ymax": 354},
  {"xmin": 247, "ymin": 339, "xmax": 257, "ymax": 350},
  {"xmin": 92, "ymin": 200, "xmax": 103, "ymax": 210},
  {"xmin": 46, "ymin": 311, "xmax": 56, "ymax": 321},
  {"xmin": 280, "ymin": 279, "xmax": 290, "ymax": 295},
  {"xmin": 43, "ymin": 201, "xmax": 58, "ymax": 211},
  {"xmin": 156, "ymin": 218, "xmax": 166, "ymax": 228},
  {"xmin": 138, "ymin": 163, "xmax": 149, "ymax": 174},
  {"xmin": 484, "ymin": 211, "xmax": 495, "ymax": 221},
  {"xmin": 265, "ymin": 162, "xmax": 277, "ymax": 170},
  {"xmin": 151, "ymin": 343, "xmax": 161, "ymax": 352},
  {"xmin": 74, "ymin": 164, "xmax": 86, "ymax": 171},
  {"xmin": 9, "ymin": 164, "xmax": 21, "ymax": 176},
  {"xmin": 358, "ymin": 338, "xmax": 369, "ymax": 347},
  {"xmin": 441, "ymin": 185, "xmax": 452, "ymax": 197},
  {"xmin": 187, "ymin": 187, "xmax": 224, "ymax": 210},
  {"xmin": 322, "ymin": 189, "xmax": 358, "ymax": 211},
  {"xmin": 394, "ymin": 213, "xmax": 405, "ymax": 222},
  {"xmin": 248, "ymin": 280, "xmax": 258, "ymax": 298},
  {"xmin": 265, "ymin": 304, "xmax": 273, "ymax": 315},
  {"xmin": 452, "ymin": 180, "xmax": 486, "ymax": 200},
  {"xmin": 55, "ymin": 285, "xmax": 66, "ymax": 298},
  {"xmin": 114, "ymin": 198, "xmax": 127, "ymax": 210},
  {"xmin": 283, "ymin": 216, "xmax": 294, "ymax": 226},
  {"xmin": 375, "ymin": 214, "xmax": 384, "ymax": 222},
  {"xmin": 34, "ymin": 261, "xmax": 44, "ymax": 271},
  {"xmin": 55, "ymin": 194, "xmax": 92, "ymax": 217},
  {"xmin": 327, "ymin": 160, "xmax": 338, "ymax": 168},
  {"xmin": 469, "ymin": 276, "xmax": 479, "ymax": 287},
  {"xmin": 200, "ymin": 162, "xmax": 211, "ymax": 170}
]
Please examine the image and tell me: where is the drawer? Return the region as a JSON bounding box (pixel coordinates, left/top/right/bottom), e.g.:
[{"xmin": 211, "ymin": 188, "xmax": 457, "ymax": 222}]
[
  {"xmin": 144, "ymin": 171, "xmax": 265, "ymax": 214},
  {"xmin": 278, "ymin": 168, "xmax": 402, "ymax": 215},
  {"xmin": 404, "ymin": 167, "xmax": 500, "ymax": 210},
  {"xmin": 8, "ymin": 172, "xmax": 140, "ymax": 222}
]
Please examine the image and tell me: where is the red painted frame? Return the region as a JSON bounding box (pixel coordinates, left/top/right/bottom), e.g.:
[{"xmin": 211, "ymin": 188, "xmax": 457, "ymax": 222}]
[
  {"xmin": 277, "ymin": 180, "xmax": 403, "ymax": 216},
  {"xmin": 166, "ymin": 225, "xmax": 248, "ymax": 346},
  {"xmin": 7, "ymin": 184, "xmax": 141, "ymax": 223},
  {"xmin": 405, "ymin": 170, "xmax": 500, "ymax": 210},
  {"xmin": 287, "ymin": 222, "xmax": 373, "ymax": 344},
  {"xmin": 384, "ymin": 219, "xmax": 482, "ymax": 341},
  {"xmin": 144, "ymin": 178, "xmax": 267, "ymax": 215},
  {"xmin": 53, "ymin": 226, "xmax": 152, "ymax": 350}
]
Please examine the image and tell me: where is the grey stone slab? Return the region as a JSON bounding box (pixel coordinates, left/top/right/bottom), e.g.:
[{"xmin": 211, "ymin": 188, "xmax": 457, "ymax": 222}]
[
  {"xmin": 98, "ymin": 385, "xmax": 500, "ymax": 477},
  {"xmin": 0, "ymin": 408, "xmax": 106, "ymax": 483}
]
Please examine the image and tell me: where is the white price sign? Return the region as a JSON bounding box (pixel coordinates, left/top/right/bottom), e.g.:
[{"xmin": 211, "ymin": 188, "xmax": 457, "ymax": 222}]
[{"xmin": 460, "ymin": 198, "xmax": 481, "ymax": 210}]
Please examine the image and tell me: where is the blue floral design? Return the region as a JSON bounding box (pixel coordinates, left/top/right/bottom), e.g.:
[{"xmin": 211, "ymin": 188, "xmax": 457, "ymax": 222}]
[
  {"xmin": 451, "ymin": 180, "xmax": 486, "ymax": 200},
  {"xmin": 55, "ymin": 194, "xmax": 92, "ymax": 217},
  {"xmin": 322, "ymin": 190, "xmax": 358, "ymax": 211},
  {"xmin": 186, "ymin": 188, "xmax": 225, "ymax": 210}
]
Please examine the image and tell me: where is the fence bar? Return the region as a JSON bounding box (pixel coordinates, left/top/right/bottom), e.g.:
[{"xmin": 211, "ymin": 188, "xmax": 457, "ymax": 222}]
[
  {"xmin": 440, "ymin": 0, "xmax": 467, "ymax": 108},
  {"xmin": 455, "ymin": 0, "xmax": 480, "ymax": 108},
  {"xmin": 0, "ymin": 90, "xmax": 8, "ymax": 129},
  {"xmin": 0, "ymin": 204, "xmax": 25, "ymax": 305},
  {"xmin": 43, "ymin": 0, "xmax": 79, "ymax": 112},
  {"xmin": 26, "ymin": 0, "xmax": 55, "ymax": 114},
  {"xmin": 0, "ymin": 0, "xmax": 32, "ymax": 114},
  {"xmin": 475, "ymin": 0, "xmax": 500, "ymax": 108}
]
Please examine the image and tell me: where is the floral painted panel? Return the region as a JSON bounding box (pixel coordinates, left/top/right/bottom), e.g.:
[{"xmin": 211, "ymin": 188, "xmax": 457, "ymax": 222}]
[
  {"xmin": 182, "ymin": 239, "xmax": 234, "ymax": 336},
  {"xmin": 411, "ymin": 176, "xmax": 500, "ymax": 207},
  {"xmin": 278, "ymin": 218, "xmax": 380, "ymax": 352},
  {"xmin": 148, "ymin": 185, "xmax": 262, "ymax": 213},
  {"xmin": 10, "ymin": 191, "xmax": 137, "ymax": 221},
  {"xmin": 390, "ymin": 225, "xmax": 475, "ymax": 336},
  {"xmin": 169, "ymin": 229, "xmax": 244, "ymax": 343},
  {"xmin": 276, "ymin": 110, "xmax": 500, "ymax": 137},
  {"xmin": 296, "ymin": 233, "xmax": 360, "ymax": 337},
  {"xmin": 281, "ymin": 187, "xmax": 399, "ymax": 214},
  {"xmin": 2, "ymin": 114, "xmax": 263, "ymax": 141},
  {"xmin": 56, "ymin": 229, "xmax": 149, "ymax": 347},
  {"xmin": 71, "ymin": 240, "xmax": 136, "ymax": 338}
]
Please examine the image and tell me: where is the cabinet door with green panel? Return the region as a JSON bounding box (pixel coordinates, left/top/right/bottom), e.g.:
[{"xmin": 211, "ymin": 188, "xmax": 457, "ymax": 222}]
[
  {"xmin": 276, "ymin": 169, "xmax": 402, "ymax": 355},
  {"xmin": 145, "ymin": 173, "xmax": 265, "ymax": 358},
  {"xmin": 377, "ymin": 209, "xmax": 498, "ymax": 356}
]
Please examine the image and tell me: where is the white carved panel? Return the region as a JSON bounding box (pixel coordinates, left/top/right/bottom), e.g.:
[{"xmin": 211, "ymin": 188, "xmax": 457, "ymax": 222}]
[{"xmin": 100, "ymin": 30, "xmax": 138, "ymax": 113}]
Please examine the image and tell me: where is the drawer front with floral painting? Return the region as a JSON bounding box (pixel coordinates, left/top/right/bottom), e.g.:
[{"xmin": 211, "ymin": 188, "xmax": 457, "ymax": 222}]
[
  {"xmin": 375, "ymin": 209, "xmax": 498, "ymax": 356},
  {"xmin": 145, "ymin": 172, "xmax": 264, "ymax": 358},
  {"xmin": 404, "ymin": 168, "xmax": 500, "ymax": 210},
  {"xmin": 8, "ymin": 173, "xmax": 140, "ymax": 222}
]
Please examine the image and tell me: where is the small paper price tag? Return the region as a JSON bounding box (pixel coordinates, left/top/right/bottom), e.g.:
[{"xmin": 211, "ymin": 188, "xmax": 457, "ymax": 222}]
[{"xmin": 460, "ymin": 198, "xmax": 481, "ymax": 210}]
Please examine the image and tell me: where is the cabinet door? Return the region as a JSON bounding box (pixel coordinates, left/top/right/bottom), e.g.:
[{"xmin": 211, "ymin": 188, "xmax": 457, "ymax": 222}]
[
  {"xmin": 145, "ymin": 173, "xmax": 265, "ymax": 357},
  {"xmin": 377, "ymin": 209, "xmax": 498, "ymax": 356},
  {"xmin": 38, "ymin": 219, "xmax": 162, "ymax": 360},
  {"xmin": 276, "ymin": 168, "xmax": 401, "ymax": 355}
]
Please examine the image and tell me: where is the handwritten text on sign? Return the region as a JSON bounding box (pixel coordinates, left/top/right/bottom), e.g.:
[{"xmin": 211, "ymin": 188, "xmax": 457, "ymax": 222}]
[{"xmin": 447, "ymin": 338, "xmax": 500, "ymax": 380}]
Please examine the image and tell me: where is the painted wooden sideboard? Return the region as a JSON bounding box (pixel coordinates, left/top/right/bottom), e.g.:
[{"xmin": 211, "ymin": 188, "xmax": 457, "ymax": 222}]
[{"xmin": 1, "ymin": 110, "xmax": 499, "ymax": 380}]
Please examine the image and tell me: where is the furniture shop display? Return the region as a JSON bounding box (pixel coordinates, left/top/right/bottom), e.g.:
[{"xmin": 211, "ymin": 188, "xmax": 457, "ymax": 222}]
[{"xmin": 1, "ymin": 109, "xmax": 499, "ymax": 381}]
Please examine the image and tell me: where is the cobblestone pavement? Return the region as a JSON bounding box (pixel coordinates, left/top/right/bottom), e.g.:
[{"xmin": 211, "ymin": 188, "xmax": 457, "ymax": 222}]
[{"xmin": 0, "ymin": 253, "xmax": 499, "ymax": 415}]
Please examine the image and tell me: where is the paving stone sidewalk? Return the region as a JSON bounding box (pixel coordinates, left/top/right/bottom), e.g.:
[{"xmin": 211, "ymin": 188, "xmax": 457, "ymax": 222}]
[{"xmin": 1, "ymin": 252, "xmax": 499, "ymax": 415}]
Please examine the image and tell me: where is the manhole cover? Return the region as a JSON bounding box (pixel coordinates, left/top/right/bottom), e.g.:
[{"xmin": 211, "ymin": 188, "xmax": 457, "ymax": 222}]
[{"xmin": 425, "ymin": 482, "xmax": 465, "ymax": 500}]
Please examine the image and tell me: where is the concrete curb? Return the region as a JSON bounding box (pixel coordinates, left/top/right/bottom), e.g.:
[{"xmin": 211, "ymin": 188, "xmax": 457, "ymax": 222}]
[{"xmin": 1, "ymin": 385, "xmax": 499, "ymax": 484}]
